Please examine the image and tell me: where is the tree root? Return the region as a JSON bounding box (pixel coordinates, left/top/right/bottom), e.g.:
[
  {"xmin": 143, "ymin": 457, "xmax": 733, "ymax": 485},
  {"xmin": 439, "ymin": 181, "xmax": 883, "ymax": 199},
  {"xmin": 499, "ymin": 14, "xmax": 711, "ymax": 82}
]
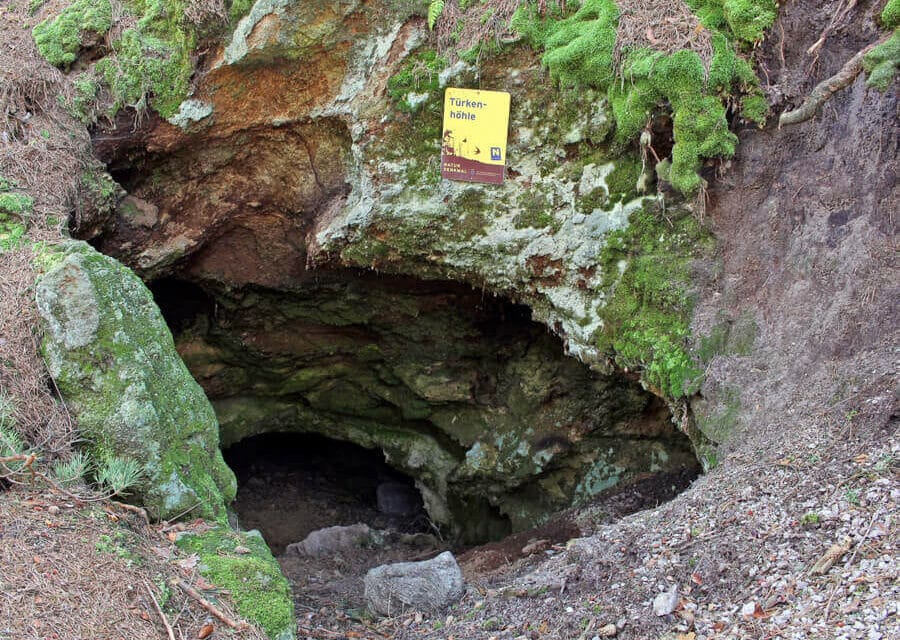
[{"xmin": 779, "ymin": 37, "xmax": 884, "ymax": 127}]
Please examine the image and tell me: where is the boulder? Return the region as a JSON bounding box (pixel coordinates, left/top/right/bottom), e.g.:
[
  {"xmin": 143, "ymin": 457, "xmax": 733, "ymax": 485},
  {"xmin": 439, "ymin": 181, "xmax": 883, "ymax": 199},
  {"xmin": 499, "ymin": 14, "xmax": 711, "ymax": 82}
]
[
  {"xmin": 286, "ymin": 523, "xmax": 372, "ymax": 557},
  {"xmin": 34, "ymin": 241, "xmax": 236, "ymax": 520},
  {"xmin": 364, "ymin": 551, "xmax": 464, "ymax": 615}
]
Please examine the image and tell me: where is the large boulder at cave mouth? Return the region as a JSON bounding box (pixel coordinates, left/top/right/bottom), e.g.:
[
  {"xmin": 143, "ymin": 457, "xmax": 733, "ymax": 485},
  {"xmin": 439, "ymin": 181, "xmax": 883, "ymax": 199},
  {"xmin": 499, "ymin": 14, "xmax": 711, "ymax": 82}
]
[{"xmin": 34, "ymin": 240, "xmax": 236, "ymax": 520}]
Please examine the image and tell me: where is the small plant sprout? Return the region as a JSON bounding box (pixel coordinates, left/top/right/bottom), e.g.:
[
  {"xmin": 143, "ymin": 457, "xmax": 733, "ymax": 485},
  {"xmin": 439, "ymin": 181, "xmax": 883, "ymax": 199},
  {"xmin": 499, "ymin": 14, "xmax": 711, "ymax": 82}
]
[
  {"xmin": 94, "ymin": 455, "xmax": 144, "ymax": 497},
  {"xmin": 800, "ymin": 512, "xmax": 821, "ymax": 527}
]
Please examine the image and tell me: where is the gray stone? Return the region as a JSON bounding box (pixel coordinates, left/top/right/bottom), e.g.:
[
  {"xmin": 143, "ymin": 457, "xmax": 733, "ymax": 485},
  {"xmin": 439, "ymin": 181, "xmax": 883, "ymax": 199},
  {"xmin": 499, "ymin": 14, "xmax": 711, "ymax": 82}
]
[
  {"xmin": 286, "ymin": 523, "xmax": 372, "ymax": 557},
  {"xmin": 652, "ymin": 584, "xmax": 679, "ymax": 616},
  {"xmin": 364, "ymin": 551, "xmax": 464, "ymax": 615}
]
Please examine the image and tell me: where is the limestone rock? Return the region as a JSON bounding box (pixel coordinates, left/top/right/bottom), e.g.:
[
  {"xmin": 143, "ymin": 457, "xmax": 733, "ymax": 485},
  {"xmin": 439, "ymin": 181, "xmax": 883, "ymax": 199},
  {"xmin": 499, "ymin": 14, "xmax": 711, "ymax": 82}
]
[
  {"xmin": 34, "ymin": 241, "xmax": 236, "ymax": 520},
  {"xmin": 286, "ymin": 523, "xmax": 372, "ymax": 557},
  {"xmin": 652, "ymin": 584, "xmax": 679, "ymax": 616},
  {"xmin": 364, "ymin": 551, "xmax": 465, "ymax": 615}
]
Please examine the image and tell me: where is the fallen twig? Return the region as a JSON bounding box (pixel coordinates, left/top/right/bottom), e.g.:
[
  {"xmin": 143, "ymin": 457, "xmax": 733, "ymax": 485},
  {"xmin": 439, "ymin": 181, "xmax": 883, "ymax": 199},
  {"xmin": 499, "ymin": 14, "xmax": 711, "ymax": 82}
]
[
  {"xmin": 174, "ymin": 578, "xmax": 249, "ymax": 631},
  {"xmin": 143, "ymin": 581, "xmax": 176, "ymax": 640},
  {"xmin": 810, "ymin": 536, "xmax": 852, "ymax": 575}
]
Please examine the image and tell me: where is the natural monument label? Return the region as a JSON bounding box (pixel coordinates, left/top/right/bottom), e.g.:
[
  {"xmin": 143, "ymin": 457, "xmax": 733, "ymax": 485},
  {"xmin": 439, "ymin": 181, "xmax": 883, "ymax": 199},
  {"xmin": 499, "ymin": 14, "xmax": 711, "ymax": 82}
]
[{"xmin": 441, "ymin": 88, "xmax": 511, "ymax": 185}]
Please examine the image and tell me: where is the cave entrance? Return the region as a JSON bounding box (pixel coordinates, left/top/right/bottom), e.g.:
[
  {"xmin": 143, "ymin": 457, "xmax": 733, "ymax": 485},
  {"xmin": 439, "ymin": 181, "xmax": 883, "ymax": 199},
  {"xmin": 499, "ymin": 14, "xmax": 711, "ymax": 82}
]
[
  {"xmin": 147, "ymin": 271, "xmax": 701, "ymax": 547},
  {"xmin": 222, "ymin": 432, "xmax": 429, "ymax": 555}
]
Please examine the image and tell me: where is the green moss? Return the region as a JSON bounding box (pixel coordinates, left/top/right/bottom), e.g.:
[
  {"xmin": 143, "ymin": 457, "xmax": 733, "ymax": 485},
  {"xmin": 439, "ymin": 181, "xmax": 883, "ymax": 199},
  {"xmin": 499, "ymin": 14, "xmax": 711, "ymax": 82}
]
[
  {"xmin": 595, "ymin": 205, "xmax": 711, "ymax": 398},
  {"xmin": 694, "ymin": 386, "xmax": 740, "ymax": 444},
  {"xmin": 34, "ymin": 0, "xmax": 200, "ymax": 119},
  {"xmin": 513, "ymin": 0, "xmax": 773, "ymax": 194},
  {"xmin": 387, "ymin": 49, "xmax": 447, "ymax": 112},
  {"xmin": 96, "ymin": 1, "xmax": 196, "ymax": 118},
  {"xmin": 721, "ymin": 0, "xmax": 777, "ymax": 43},
  {"xmin": 0, "ymin": 180, "xmax": 32, "ymax": 252},
  {"xmin": 696, "ymin": 312, "xmax": 757, "ymax": 364},
  {"xmin": 0, "ymin": 192, "xmax": 34, "ymax": 217},
  {"xmin": 863, "ymin": 29, "xmax": 900, "ymax": 91},
  {"xmin": 65, "ymin": 71, "xmax": 101, "ymax": 123},
  {"xmin": 740, "ymin": 92, "xmax": 769, "ymax": 124},
  {"xmin": 32, "ymin": 0, "xmax": 112, "ymax": 68},
  {"xmin": 514, "ymin": 190, "xmax": 554, "ymax": 228},
  {"xmin": 604, "ymin": 157, "xmax": 643, "ymax": 203},
  {"xmin": 376, "ymin": 48, "xmax": 452, "ymax": 186},
  {"xmin": 176, "ymin": 527, "xmax": 295, "ymax": 640},
  {"xmin": 228, "ymin": 0, "xmax": 255, "ymax": 23},
  {"xmin": 883, "ymin": 0, "xmax": 900, "ymax": 28}
]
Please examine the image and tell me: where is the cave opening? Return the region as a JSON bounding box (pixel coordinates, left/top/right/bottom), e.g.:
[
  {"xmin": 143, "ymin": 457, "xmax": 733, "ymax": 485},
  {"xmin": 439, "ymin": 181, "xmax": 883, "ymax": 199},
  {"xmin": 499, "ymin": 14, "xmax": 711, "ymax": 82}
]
[
  {"xmin": 222, "ymin": 432, "xmax": 431, "ymax": 555},
  {"xmin": 145, "ymin": 270, "xmax": 701, "ymax": 547}
]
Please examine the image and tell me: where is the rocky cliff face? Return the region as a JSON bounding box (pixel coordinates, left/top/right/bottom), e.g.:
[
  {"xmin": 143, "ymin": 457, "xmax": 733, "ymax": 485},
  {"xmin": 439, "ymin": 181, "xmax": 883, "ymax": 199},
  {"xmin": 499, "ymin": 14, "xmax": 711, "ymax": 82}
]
[{"xmin": 67, "ymin": 0, "xmax": 705, "ymax": 537}]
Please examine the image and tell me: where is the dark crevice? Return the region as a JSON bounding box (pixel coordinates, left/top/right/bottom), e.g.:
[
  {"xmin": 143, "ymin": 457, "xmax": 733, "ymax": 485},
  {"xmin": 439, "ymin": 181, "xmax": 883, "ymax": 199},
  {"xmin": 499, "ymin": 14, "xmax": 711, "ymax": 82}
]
[{"xmin": 223, "ymin": 432, "xmax": 430, "ymax": 554}]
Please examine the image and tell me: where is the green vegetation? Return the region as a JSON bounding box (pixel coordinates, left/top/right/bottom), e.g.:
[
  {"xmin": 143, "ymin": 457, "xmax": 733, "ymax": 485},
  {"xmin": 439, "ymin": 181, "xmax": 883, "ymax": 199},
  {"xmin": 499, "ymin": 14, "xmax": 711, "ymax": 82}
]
[
  {"xmin": 387, "ymin": 49, "xmax": 447, "ymax": 112},
  {"xmin": 513, "ymin": 0, "xmax": 775, "ymax": 193},
  {"xmin": 176, "ymin": 527, "xmax": 295, "ymax": 640},
  {"xmin": 31, "ymin": 0, "xmax": 112, "ymax": 68},
  {"xmin": 95, "ymin": 530, "xmax": 141, "ymax": 565},
  {"xmin": 800, "ymin": 512, "xmax": 821, "ymax": 527},
  {"xmin": 33, "ymin": 0, "xmax": 204, "ymax": 118},
  {"xmin": 228, "ymin": 0, "xmax": 255, "ymax": 23},
  {"xmin": 863, "ymin": 29, "xmax": 899, "ymax": 91},
  {"xmin": 428, "ymin": 0, "xmax": 445, "ymax": 30},
  {"xmin": 882, "ymin": 0, "xmax": 900, "ymax": 29},
  {"xmin": 596, "ymin": 204, "xmax": 711, "ymax": 397},
  {"xmin": 0, "ymin": 179, "xmax": 32, "ymax": 253}
]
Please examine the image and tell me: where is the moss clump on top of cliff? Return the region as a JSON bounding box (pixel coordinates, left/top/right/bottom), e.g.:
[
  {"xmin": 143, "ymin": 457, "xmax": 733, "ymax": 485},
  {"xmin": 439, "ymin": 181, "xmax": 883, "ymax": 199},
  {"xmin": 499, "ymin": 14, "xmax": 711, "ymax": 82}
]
[
  {"xmin": 33, "ymin": 0, "xmax": 216, "ymax": 119},
  {"xmin": 31, "ymin": 0, "xmax": 112, "ymax": 67},
  {"xmin": 596, "ymin": 203, "xmax": 712, "ymax": 398},
  {"xmin": 513, "ymin": 0, "xmax": 774, "ymax": 194}
]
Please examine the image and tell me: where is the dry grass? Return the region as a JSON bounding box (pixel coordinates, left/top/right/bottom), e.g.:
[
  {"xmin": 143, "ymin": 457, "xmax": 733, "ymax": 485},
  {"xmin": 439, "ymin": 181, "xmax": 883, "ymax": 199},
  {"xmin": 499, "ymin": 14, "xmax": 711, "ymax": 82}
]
[
  {"xmin": 615, "ymin": 0, "xmax": 713, "ymax": 69},
  {"xmin": 0, "ymin": 4, "xmax": 93, "ymax": 462},
  {"xmin": 0, "ymin": 249, "xmax": 75, "ymax": 459},
  {"xmin": 184, "ymin": 0, "xmax": 227, "ymax": 26},
  {"xmin": 0, "ymin": 484, "xmax": 268, "ymax": 640},
  {"xmin": 435, "ymin": 0, "xmax": 526, "ymax": 63}
]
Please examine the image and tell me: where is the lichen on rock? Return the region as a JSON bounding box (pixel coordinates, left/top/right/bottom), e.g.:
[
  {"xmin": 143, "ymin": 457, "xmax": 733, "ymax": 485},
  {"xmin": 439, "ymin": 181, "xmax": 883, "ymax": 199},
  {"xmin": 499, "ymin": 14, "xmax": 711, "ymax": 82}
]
[{"xmin": 34, "ymin": 241, "xmax": 235, "ymax": 520}]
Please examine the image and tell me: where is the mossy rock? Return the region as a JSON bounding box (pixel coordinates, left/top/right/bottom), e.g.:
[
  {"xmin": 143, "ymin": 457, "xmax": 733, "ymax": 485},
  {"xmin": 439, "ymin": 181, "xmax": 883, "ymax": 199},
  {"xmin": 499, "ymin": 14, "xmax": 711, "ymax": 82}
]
[
  {"xmin": 176, "ymin": 527, "xmax": 296, "ymax": 640},
  {"xmin": 34, "ymin": 241, "xmax": 236, "ymax": 520}
]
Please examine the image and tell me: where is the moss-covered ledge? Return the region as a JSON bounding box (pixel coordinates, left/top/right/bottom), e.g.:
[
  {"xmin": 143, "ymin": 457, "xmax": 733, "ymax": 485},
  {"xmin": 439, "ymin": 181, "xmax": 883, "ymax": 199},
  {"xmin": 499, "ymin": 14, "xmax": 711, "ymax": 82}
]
[
  {"xmin": 176, "ymin": 526, "xmax": 296, "ymax": 640},
  {"xmin": 33, "ymin": 240, "xmax": 236, "ymax": 520}
]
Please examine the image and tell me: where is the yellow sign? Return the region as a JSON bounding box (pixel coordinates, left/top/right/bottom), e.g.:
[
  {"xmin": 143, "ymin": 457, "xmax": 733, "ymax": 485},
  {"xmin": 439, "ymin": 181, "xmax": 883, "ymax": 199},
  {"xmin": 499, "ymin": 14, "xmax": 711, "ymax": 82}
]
[{"xmin": 441, "ymin": 88, "xmax": 511, "ymax": 185}]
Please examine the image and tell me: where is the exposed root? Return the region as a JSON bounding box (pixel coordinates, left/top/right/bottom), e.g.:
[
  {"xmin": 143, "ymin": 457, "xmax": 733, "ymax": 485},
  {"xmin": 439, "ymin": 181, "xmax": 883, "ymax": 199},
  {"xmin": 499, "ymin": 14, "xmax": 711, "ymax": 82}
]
[{"xmin": 779, "ymin": 36, "xmax": 884, "ymax": 127}]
